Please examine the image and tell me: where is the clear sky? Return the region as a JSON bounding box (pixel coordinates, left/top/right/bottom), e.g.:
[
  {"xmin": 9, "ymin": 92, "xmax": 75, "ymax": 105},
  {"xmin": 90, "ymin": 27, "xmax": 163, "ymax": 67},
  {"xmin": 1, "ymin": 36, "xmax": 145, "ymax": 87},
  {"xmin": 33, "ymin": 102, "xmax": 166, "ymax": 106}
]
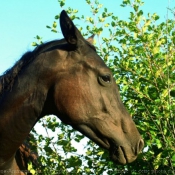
[{"xmin": 0, "ymin": 0, "xmax": 175, "ymax": 75}]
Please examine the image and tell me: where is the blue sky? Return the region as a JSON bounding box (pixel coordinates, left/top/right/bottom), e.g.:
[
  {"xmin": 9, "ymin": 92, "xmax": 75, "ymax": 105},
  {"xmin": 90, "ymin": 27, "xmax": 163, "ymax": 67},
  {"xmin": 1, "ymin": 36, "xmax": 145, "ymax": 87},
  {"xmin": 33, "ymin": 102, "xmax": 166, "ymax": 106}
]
[{"xmin": 0, "ymin": 0, "xmax": 175, "ymax": 74}]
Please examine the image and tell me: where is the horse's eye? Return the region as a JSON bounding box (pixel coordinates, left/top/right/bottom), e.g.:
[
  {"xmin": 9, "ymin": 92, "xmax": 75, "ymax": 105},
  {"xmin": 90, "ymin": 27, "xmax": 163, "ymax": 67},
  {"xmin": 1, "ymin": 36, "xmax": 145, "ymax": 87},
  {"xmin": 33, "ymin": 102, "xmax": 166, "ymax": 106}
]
[
  {"xmin": 98, "ymin": 74, "xmax": 112, "ymax": 86},
  {"xmin": 101, "ymin": 75, "xmax": 111, "ymax": 83}
]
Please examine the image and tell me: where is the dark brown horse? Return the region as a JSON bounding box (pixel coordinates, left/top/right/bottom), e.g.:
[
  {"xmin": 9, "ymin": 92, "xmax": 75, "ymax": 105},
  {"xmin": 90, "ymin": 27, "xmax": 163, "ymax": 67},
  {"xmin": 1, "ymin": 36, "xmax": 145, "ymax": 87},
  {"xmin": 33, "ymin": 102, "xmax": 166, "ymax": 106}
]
[{"xmin": 0, "ymin": 10, "xmax": 144, "ymax": 174}]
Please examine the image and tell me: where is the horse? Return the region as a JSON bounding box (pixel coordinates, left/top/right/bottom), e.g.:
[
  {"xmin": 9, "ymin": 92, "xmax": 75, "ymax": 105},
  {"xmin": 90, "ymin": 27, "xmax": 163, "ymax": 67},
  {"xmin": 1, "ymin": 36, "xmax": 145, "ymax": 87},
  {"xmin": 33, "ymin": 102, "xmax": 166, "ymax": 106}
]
[{"xmin": 0, "ymin": 10, "xmax": 144, "ymax": 174}]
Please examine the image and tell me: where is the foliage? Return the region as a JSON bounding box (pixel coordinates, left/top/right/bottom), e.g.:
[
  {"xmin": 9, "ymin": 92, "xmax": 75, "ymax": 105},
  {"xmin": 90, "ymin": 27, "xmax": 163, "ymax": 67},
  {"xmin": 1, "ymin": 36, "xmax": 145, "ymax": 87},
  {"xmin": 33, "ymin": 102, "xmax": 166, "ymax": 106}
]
[{"xmin": 30, "ymin": 0, "xmax": 175, "ymax": 174}]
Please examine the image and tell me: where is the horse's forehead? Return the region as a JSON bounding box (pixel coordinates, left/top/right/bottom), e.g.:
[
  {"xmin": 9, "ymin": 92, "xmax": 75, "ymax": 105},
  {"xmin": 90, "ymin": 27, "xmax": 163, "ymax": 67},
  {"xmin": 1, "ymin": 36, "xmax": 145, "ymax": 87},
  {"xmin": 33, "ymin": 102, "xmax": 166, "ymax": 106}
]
[
  {"xmin": 80, "ymin": 50, "xmax": 106, "ymax": 66},
  {"xmin": 61, "ymin": 47, "xmax": 109, "ymax": 72},
  {"xmin": 85, "ymin": 56, "xmax": 109, "ymax": 71}
]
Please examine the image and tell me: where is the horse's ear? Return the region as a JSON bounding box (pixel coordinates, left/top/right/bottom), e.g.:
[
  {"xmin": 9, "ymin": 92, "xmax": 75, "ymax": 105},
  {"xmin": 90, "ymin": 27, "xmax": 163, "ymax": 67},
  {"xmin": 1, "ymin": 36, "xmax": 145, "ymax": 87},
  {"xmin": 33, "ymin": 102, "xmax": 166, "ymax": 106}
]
[
  {"xmin": 87, "ymin": 34, "xmax": 95, "ymax": 45},
  {"xmin": 60, "ymin": 10, "xmax": 83, "ymax": 45}
]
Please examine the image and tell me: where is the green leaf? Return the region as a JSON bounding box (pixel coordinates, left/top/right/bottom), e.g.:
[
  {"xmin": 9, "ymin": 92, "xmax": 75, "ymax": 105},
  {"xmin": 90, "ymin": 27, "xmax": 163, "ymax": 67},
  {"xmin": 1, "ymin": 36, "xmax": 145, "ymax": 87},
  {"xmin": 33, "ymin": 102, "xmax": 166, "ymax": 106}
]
[
  {"xmin": 52, "ymin": 21, "xmax": 57, "ymax": 28},
  {"xmin": 170, "ymin": 90, "xmax": 175, "ymax": 97},
  {"xmin": 172, "ymin": 153, "xmax": 175, "ymax": 163},
  {"xmin": 156, "ymin": 139, "xmax": 162, "ymax": 149},
  {"xmin": 97, "ymin": 151, "xmax": 104, "ymax": 156}
]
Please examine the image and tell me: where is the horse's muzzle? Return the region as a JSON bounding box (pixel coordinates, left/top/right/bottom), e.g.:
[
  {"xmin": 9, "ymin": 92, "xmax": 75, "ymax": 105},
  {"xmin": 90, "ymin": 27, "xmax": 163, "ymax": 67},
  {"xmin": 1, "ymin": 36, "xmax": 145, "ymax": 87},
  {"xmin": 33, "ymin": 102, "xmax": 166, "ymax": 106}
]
[{"xmin": 110, "ymin": 138, "xmax": 144, "ymax": 164}]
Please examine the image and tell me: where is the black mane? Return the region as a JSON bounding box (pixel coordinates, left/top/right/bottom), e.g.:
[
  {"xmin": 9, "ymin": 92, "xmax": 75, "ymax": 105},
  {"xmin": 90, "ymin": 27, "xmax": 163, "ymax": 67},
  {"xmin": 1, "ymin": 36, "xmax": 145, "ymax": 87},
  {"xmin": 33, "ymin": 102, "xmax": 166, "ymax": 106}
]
[{"xmin": 0, "ymin": 39, "xmax": 67, "ymax": 96}]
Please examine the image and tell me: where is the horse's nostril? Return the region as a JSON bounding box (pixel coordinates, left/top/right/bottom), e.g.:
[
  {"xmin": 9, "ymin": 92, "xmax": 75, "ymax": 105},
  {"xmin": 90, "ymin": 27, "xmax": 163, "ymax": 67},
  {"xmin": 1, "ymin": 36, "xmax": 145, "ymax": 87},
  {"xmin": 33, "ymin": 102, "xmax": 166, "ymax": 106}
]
[{"xmin": 138, "ymin": 139, "xmax": 144, "ymax": 153}]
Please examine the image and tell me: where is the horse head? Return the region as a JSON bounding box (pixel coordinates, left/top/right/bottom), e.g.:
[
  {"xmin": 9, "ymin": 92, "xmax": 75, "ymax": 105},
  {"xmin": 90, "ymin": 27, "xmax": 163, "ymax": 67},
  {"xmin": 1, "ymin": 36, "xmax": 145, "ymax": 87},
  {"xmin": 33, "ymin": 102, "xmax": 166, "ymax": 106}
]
[{"xmin": 48, "ymin": 10, "xmax": 144, "ymax": 164}]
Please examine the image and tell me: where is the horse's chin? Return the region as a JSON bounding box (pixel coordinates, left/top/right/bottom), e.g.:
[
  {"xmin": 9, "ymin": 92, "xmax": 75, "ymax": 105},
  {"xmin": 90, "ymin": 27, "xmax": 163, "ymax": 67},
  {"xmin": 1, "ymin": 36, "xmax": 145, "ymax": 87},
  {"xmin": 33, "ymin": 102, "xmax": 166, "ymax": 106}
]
[
  {"xmin": 110, "ymin": 146, "xmax": 127, "ymax": 165},
  {"xmin": 109, "ymin": 146, "xmax": 137, "ymax": 165}
]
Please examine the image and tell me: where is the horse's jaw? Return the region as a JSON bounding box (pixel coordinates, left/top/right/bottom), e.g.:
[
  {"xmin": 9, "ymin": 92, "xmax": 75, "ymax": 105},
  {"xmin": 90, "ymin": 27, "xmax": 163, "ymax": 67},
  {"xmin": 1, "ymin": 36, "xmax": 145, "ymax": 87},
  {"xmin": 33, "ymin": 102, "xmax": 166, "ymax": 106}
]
[{"xmin": 75, "ymin": 124, "xmax": 110, "ymax": 149}]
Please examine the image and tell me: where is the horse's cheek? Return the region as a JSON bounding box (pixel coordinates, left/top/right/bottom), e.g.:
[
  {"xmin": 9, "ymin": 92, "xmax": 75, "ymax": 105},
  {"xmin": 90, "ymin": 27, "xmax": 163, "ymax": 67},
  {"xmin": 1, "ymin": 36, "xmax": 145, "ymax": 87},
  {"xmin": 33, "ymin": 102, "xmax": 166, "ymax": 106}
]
[{"xmin": 54, "ymin": 81, "xmax": 85, "ymax": 122}]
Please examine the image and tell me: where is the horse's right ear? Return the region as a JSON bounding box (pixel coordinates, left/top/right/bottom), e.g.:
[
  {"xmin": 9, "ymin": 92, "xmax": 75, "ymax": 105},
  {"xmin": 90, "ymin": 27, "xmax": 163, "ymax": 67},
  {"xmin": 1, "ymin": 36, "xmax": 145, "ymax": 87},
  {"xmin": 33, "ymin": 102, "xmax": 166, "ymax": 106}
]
[{"xmin": 60, "ymin": 10, "xmax": 83, "ymax": 46}]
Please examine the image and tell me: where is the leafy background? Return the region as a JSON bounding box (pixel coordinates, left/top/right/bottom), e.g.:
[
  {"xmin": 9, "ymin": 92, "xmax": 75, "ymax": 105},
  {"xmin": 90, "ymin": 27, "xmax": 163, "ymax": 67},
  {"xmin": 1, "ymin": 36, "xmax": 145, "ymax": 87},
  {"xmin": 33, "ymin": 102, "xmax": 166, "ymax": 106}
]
[{"xmin": 29, "ymin": 0, "xmax": 175, "ymax": 174}]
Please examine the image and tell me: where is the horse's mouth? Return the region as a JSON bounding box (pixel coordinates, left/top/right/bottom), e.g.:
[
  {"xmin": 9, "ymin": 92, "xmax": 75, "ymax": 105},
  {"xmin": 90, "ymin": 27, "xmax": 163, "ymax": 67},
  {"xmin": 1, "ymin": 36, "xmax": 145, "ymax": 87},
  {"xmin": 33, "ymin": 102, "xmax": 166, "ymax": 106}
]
[
  {"xmin": 75, "ymin": 124, "xmax": 128, "ymax": 164},
  {"xmin": 74, "ymin": 124, "xmax": 136, "ymax": 165},
  {"xmin": 110, "ymin": 146, "xmax": 128, "ymax": 164}
]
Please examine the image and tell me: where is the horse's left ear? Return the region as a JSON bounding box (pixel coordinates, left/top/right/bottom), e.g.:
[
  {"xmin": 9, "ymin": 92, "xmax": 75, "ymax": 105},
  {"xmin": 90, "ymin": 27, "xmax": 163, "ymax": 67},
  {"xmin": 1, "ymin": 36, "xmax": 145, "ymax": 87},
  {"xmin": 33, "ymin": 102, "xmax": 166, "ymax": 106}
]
[
  {"xmin": 87, "ymin": 34, "xmax": 95, "ymax": 45},
  {"xmin": 60, "ymin": 10, "xmax": 84, "ymax": 46}
]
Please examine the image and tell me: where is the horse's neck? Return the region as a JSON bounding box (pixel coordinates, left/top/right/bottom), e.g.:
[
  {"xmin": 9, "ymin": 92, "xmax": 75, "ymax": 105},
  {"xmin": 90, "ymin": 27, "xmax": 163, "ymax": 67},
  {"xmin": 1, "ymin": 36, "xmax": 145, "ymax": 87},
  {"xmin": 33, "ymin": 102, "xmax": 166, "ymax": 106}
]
[{"xmin": 0, "ymin": 50, "xmax": 61, "ymax": 166}]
